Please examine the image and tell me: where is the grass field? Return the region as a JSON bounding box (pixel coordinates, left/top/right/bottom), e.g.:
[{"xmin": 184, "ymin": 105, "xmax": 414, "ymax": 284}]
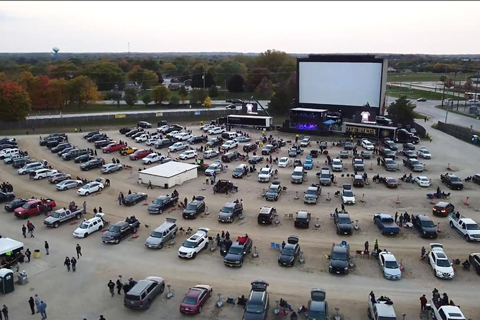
[
  {"xmin": 387, "ymin": 72, "xmax": 476, "ymax": 83},
  {"xmin": 386, "ymin": 86, "xmax": 462, "ymax": 101}
]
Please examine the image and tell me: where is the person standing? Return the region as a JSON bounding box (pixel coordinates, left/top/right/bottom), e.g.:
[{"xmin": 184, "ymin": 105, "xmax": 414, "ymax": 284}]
[
  {"xmin": 83, "ymin": 201, "xmax": 87, "ymax": 213},
  {"xmin": 22, "ymin": 225, "xmax": 27, "ymax": 238},
  {"xmin": 118, "ymin": 193, "xmax": 123, "ymax": 205},
  {"xmin": 71, "ymin": 257, "xmax": 77, "ymax": 272},
  {"xmin": 394, "ymin": 212, "xmax": 398, "ymax": 224},
  {"xmin": 28, "ymin": 222, "xmax": 35, "ymax": 238},
  {"xmin": 44, "ymin": 241, "xmax": 49, "ymax": 255},
  {"xmin": 28, "ymin": 297, "xmax": 35, "ymax": 315},
  {"xmin": 39, "ymin": 301, "xmax": 47, "ymax": 320},
  {"xmin": 107, "ymin": 280, "xmax": 115, "ymax": 297},
  {"xmin": 116, "ymin": 279, "xmax": 123, "ymax": 295},
  {"xmin": 420, "ymin": 294, "xmax": 427, "ymax": 311},
  {"xmin": 25, "ymin": 249, "xmax": 31, "ymax": 262},
  {"xmin": 364, "ymin": 241, "xmax": 369, "ymax": 253},
  {"xmin": 64, "ymin": 257, "xmax": 71, "ymax": 272},
  {"xmin": 34, "ymin": 294, "xmax": 41, "ymax": 313},
  {"xmin": 99, "ymin": 316, "xmax": 106, "ymax": 320},
  {"xmin": 2, "ymin": 305, "xmax": 8, "ymax": 320},
  {"xmin": 76, "ymin": 244, "xmax": 82, "ymax": 259}
]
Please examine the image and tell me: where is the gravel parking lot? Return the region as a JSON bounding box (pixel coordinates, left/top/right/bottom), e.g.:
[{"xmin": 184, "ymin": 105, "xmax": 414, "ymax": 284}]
[{"xmin": 1, "ymin": 123, "xmax": 480, "ymax": 320}]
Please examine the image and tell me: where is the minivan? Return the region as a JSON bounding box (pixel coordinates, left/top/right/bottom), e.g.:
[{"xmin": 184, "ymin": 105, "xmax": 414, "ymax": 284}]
[
  {"xmin": 124, "ymin": 276, "xmax": 165, "ymax": 310},
  {"xmin": 18, "ymin": 162, "xmax": 44, "ymax": 175},
  {"xmin": 291, "ymin": 166, "xmax": 304, "ymax": 184},
  {"xmin": 144, "ymin": 218, "xmax": 178, "ymax": 249}
]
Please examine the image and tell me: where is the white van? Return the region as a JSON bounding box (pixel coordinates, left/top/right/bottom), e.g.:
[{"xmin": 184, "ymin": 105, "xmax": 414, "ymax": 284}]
[
  {"xmin": 0, "ymin": 148, "xmax": 20, "ymax": 160},
  {"xmin": 291, "ymin": 166, "xmax": 304, "ymax": 184},
  {"xmin": 222, "ymin": 132, "xmax": 239, "ymax": 140}
]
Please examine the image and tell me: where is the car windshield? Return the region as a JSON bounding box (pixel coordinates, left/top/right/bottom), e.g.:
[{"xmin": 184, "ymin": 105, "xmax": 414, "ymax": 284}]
[
  {"xmin": 420, "ymin": 220, "xmax": 435, "ymax": 228},
  {"xmin": 282, "ymin": 248, "xmax": 295, "ymax": 256},
  {"xmin": 21, "ymin": 203, "xmax": 31, "ymax": 209},
  {"xmin": 79, "ymin": 223, "xmax": 89, "ymax": 229},
  {"xmin": 437, "ymin": 259, "xmax": 451, "ymax": 267},
  {"xmin": 385, "ymin": 260, "xmax": 399, "ymax": 269},
  {"xmin": 338, "ymin": 217, "xmax": 351, "ymax": 224},
  {"xmin": 221, "ymin": 206, "xmax": 234, "ymax": 213},
  {"xmin": 207, "ymin": 165, "xmax": 217, "ymax": 170},
  {"xmin": 186, "ymin": 203, "xmax": 197, "ymax": 211},
  {"xmin": 182, "ymin": 240, "xmax": 197, "ymax": 248},
  {"xmin": 466, "ymin": 224, "xmax": 480, "ymax": 230},
  {"xmin": 385, "ymin": 160, "xmax": 394, "ymax": 164},
  {"xmin": 260, "ymin": 169, "xmax": 269, "ymax": 174},
  {"xmin": 306, "ymin": 189, "xmax": 317, "ymax": 195},
  {"xmin": 387, "ymin": 179, "xmax": 396, "ymax": 183},
  {"xmin": 449, "ymin": 176, "xmax": 460, "ymax": 182},
  {"xmin": 246, "ymin": 300, "xmax": 264, "ymax": 314},
  {"xmin": 108, "ymin": 225, "xmax": 121, "ymax": 233},
  {"xmin": 233, "ymin": 168, "xmax": 243, "ymax": 173},
  {"xmin": 182, "ymin": 296, "xmax": 197, "ymax": 305},
  {"xmin": 308, "ymin": 310, "xmax": 327, "ymax": 319},
  {"xmin": 153, "ymin": 198, "xmax": 165, "ymax": 205},
  {"xmin": 320, "ymin": 173, "xmax": 329, "ymax": 179},
  {"xmin": 150, "ymin": 231, "xmax": 163, "ymax": 238},
  {"xmin": 229, "ymin": 246, "xmax": 244, "ymax": 255},
  {"xmin": 268, "ymin": 188, "xmax": 277, "ymax": 194},
  {"xmin": 343, "ymin": 191, "xmax": 353, "ymax": 197},
  {"xmin": 51, "ymin": 211, "xmax": 62, "ymax": 218},
  {"xmin": 331, "ymin": 251, "xmax": 347, "ymax": 260}
]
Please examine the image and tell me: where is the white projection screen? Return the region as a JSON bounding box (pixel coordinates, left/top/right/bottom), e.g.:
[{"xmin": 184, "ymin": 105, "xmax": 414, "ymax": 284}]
[{"xmin": 298, "ymin": 62, "xmax": 383, "ymax": 108}]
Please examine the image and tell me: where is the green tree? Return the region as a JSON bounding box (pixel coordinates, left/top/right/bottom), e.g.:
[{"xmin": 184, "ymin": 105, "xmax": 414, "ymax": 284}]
[
  {"xmin": 162, "ymin": 62, "xmax": 177, "ymax": 76},
  {"xmin": 255, "ymin": 50, "xmax": 295, "ymax": 83},
  {"xmin": 141, "ymin": 92, "xmax": 152, "ymax": 106},
  {"xmin": 0, "ymin": 81, "xmax": 32, "ymax": 121},
  {"xmin": 189, "ymin": 89, "xmax": 199, "ymax": 104},
  {"xmin": 254, "ymin": 77, "xmax": 274, "ymax": 99},
  {"xmin": 140, "ymin": 59, "xmax": 161, "ymax": 72},
  {"xmin": 124, "ymin": 88, "xmax": 138, "ymax": 108},
  {"xmin": 49, "ymin": 62, "xmax": 79, "ymax": 79},
  {"xmin": 245, "ymin": 67, "xmax": 270, "ymax": 91},
  {"xmin": 198, "ymin": 89, "xmax": 208, "ymax": 103},
  {"xmin": 267, "ymin": 74, "xmax": 296, "ymax": 115},
  {"xmin": 151, "ymin": 85, "xmax": 171, "ymax": 105},
  {"xmin": 439, "ymin": 75, "xmax": 447, "ymax": 83},
  {"xmin": 170, "ymin": 94, "xmax": 179, "ymax": 105},
  {"xmin": 178, "ymin": 85, "xmax": 188, "ymax": 97},
  {"xmin": 127, "ymin": 69, "xmax": 159, "ymax": 90},
  {"xmin": 84, "ymin": 61, "xmax": 125, "ymax": 91},
  {"xmin": 67, "ymin": 75, "xmax": 101, "ymax": 108},
  {"xmin": 214, "ymin": 60, "xmax": 248, "ymax": 87},
  {"xmin": 387, "ymin": 96, "xmax": 417, "ymax": 125},
  {"xmin": 226, "ymin": 74, "xmax": 245, "ymax": 93},
  {"xmin": 208, "ymin": 85, "xmax": 219, "ymax": 98}
]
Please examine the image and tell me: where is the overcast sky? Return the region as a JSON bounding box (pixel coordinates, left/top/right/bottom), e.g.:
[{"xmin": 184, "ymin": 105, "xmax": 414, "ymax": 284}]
[{"xmin": 1, "ymin": 1, "xmax": 479, "ymax": 54}]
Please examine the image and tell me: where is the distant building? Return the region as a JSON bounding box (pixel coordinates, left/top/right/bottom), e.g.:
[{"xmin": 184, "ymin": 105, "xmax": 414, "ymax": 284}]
[
  {"xmin": 387, "ymin": 67, "xmax": 397, "ymax": 73},
  {"xmin": 184, "ymin": 79, "xmax": 192, "ymax": 87},
  {"xmin": 168, "ymin": 84, "xmax": 180, "ymax": 91}
]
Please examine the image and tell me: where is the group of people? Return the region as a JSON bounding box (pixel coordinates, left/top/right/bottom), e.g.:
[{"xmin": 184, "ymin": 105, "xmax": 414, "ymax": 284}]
[
  {"xmin": 0, "ymin": 182, "xmax": 13, "ymax": 193},
  {"xmin": 395, "ymin": 211, "xmax": 412, "ymax": 227},
  {"xmin": 107, "ymin": 276, "xmax": 137, "ymax": 298}
]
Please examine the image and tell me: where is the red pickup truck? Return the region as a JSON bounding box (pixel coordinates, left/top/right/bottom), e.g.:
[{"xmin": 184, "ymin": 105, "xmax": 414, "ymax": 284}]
[
  {"xmin": 102, "ymin": 142, "xmax": 126, "ymax": 153},
  {"xmin": 129, "ymin": 149, "xmax": 152, "ymax": 160},
  {"xmin": 14, "ymin": 199, "xmax": 57, "ymax": 219}
]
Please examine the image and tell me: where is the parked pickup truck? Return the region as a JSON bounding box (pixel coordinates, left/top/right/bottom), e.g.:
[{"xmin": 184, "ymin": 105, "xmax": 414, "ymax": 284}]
[
  {"xmin": 403, "ymin": 158, "xmax": 424, "ymax": 172},
  {"xmin": 430, "ymin": 294, "xmax": 466, "ymax": 320},
  {"xmin": 440, "ymin": 173, "xmax": 464, "ymax": 190},
  {"xmin": 223, "ymin": 236, "xmax": 253, "ymax": 268},
  {"xmin": 44, "ymin": 207, "xmax": 85, "ymax": 228},
  {"xmin": 412, "ymin": 214, "xmax": 438, "ymax": 239},
  {"xmin": 373, "ymin": 213, "xmax": 400, "ymax": 235},
  {"xmin": 447, "ymin": 213, "xmax": 480, "ymax": 242}
]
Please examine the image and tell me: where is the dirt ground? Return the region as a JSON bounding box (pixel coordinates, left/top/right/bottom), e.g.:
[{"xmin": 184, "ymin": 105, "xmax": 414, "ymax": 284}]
[{"xmin": 1, "ymin": 122, "xmax": 480, "ymax": 320}]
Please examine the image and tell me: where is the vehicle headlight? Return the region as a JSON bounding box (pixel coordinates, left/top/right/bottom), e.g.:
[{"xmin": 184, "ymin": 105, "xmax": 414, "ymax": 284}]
[
  {"xmin": 329, "ymin": 265, "xmax": 332, "ymax": 269},
  {"xmin": 423, "ymin": 231, "xmax": 426, "ymax": 234},
  {"xmin": 436, "ymin": 270, "xmax": 442, "ymax": 276},
  {"xmin": 344, "ymin": 267, "xmax": 348, "ymax": 270}
]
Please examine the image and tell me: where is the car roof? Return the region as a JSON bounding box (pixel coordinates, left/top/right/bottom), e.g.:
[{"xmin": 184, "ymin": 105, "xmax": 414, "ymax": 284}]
[
  {"xmin": 337, "ymin": 213, "xmax": 349, "ymax": 218},
  {"xmin": 249, "ymin": 291, "xmax": 265, "ymax": 301},
  {"xmin": 435, "ymin": 201, "xmax": 451, "ymax": 207},
  {"xmin": 129, "ymin": 279, "xmax": 156, "ymax": 295},
  {"xmin": 382, "ymin": 253, "xmax": 397, "ymax": 261},
  {"xmin": 375, "ymin": 303, "xmax": 396, "ymax": 317},
  {"xmin": 186, "ymin": 287, "xmax": 204, "ymax": 298},
  {"xmin": 113, "ymin": 221, "xmax": 128, "ymax": 227},
  {"xmin": 259, "ymin": 206, "xmax": 274, "ymax": 214},
  {"xmin": 224, "ymin": 202, "xmax": 237, "ymax": 207},
  {"xmin": 417, "ymin": 215, "xmax": 432, "ymax": 221},
  {"xmin": 297, "ymin": 210, "xmax": 310, "ymax": 218}
]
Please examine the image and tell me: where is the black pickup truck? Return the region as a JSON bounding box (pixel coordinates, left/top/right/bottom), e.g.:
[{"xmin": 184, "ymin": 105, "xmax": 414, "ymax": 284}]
[
  {"xmin": 440, "ymin": 173, "xmax": 464, "ymax": 190},
  {"xmin": 102, "ymin": 218, "xmax": 140, "ymax": 244},
  {"xmin": 223, "ymin": 236, "xmax": 253, "ymax": 268},
  {"xmin": 403, "ymin": 158, "xmax": 424, "ymax": 172},
  {"xmin": 412, "ymin": 214, "xmax": 438, "ymax": 239}
]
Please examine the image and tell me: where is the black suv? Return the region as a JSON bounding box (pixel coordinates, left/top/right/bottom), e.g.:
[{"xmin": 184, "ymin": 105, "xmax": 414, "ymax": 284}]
[
  {"xmin": 83, "ymin": 131, "xmax": 100, "ymax": 139},
  {"xmin": 74, "ymin": 154, "xmax": 93, "ymax": 163},
  {"xmin": 51, "ymin": 143, "xmax": 72, "ymax": 153},
  {"xmin": 248, "ymin": 156, "xmax": 263, "ymax": 165},
  {"xmin": 334, "ymin": 210, "xmax": 353, "ymax": 235},
  {"xmin": 62, "ymin": 149, "xmax": 89, "ymax": 161},
  {"xmin": 243, "ymin": 143, "xmax": 257, "ymax": 153},
  {"xmin": 187, "ymin": 136, "xmax": 205, "ymax": 145},
  {"xmin": 80, "ymin": 158, "xmax": 103, "ymax": 171},
  {"xmin": 87, "ymin": 133, "xmax": 108, "ymax": 143},
  {"xmin": 154, "ymin": 139, "xmax": 174, "ymax": 149},
  {"xmin": 329, "ymin": 242, "xmax": 350, "ymax": 274},
  {"xmin": 218, "ymin": 200, "xmax": 243, "ymax": 223},
  {"xmin": 294, "ymin": 211, "xmax": 311, "ymax": 228},
  {"xmin": 257, "ymin": 207, "xmax": 276, "ymax": 225},
  {"xmin": 278, "ymin": 236, "xmax": 300, "ymax": 267},
  {"xmin": 382, "ymin": 139, "xmax": 397, "ymax": 151},
  {"xmin": 182, "ymin": 196, "xmax": 206, "ymax": 219},
  {"xmin": 102, "ymin": 220, "xmax": 139, "ymax": 244},
  {"xmin": 221, "ymin": 151, "xmax": 240, "ymax": 163},
  {"xmin": 412, "ymin": 214, "xmax": 438, "ymax": 239},
  {"xmin": 206, "ymin": 138, "xmax": 223, "ymax": 148},
  {"xmin": 244, "ymin": 281, "xmax": 269, "ymax": 320}
]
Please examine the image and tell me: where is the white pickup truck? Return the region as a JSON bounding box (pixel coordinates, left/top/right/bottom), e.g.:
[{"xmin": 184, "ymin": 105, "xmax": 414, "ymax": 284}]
[
  {"xmin": 447, "ymin": 213, "xmax": 480, "ymax": 242},
  {"xmin": 430, "ymin": 297, "xmax": 466, "ymax": 320}
]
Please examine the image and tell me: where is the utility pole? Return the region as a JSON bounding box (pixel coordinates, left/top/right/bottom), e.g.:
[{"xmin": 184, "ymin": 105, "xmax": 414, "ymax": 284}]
[{"xmin": 203, "ymin": 69, "xmax": 206, "ymax": 90}]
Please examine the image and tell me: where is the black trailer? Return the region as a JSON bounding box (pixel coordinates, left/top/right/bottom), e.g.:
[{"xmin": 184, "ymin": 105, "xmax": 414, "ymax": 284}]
[
  {"xmin": 343, "ymin": 122, "xmax": 396, "ymax": 140},
  {"xmin": 226, "ymin": 115, "xmax": 274, "ymax": 130}
]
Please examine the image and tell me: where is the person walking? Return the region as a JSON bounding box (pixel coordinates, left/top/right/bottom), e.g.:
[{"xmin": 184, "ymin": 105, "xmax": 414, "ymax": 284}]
[
  {"xmin": 34, "ymin": 294, "xmax": 41, "ymax": 313},
  {"xmin": 118, "ymin": 193, "xmax": 123, "ymax": 205},
  {"xmin": 120, "ymin": 192, "xmax": 125, "ymax": 204},
  {"xmin": 116, "ymin": 279, "xmax": 123, "ymax": 295},
  {"xmin": 71, "ymin": 257, "xmax": 77, "ymax": 272},
  {"xmin": 25, "ymin": 248, "xmax": 31, "ymax": 262},
  {"xmin": 22, "ymin": 225, "xmax": 27, "ymax": 238},
  {"xmin": 2, "ymin": 305, "xmax": 8, "ymax": 320},
  {"xmin": 44, "ymin": 241, "xmax": 49, "ymax": 255},
  {"xmin": 39, "ymin": 301, "xmax": 47, "ymax": 320},
  {"xmin": 420, "ymin": 294, "xmax": 427, "ymax": 311},
  {"xmin": 64, "ymin": 257, "xmax": 71, "ymax": 272},
  {"xmin": 374, "ymin": 239, "xmax": 379, "ymax": 251},
  {"xmin": 28, "ymin": 297, "xmax": 35, "ymax": 315},
  {"xmin": 107, "ymin": 280, "xmax": 115, "ymax": 297},
  {"xmin": 147, "ymin": 180, "xmax": 153, "ymax": 189},
  {"xmin": 76, "ymin": 244, "xmax": 82, "ymax": 259},
  {"xmin": 28, "ymin": 222, "xmax": 35, "ymax": 238}
]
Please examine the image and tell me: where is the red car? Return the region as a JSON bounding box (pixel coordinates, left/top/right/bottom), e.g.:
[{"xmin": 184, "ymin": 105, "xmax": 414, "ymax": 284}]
[
  {"xmin": 102, "ymin": 142, "xmax": 126, "ymax": 153},
  {"xmin": 129, "ymin": 149, "xmax": 152, "ymax": 160},
  {"xmin": 179, "ymin": 285, "xmax": 213, "ymax": 314},
  {"xmin": 14, "ymin": 198, "xmax": 56, "ymax": 219},
  {"xmin": 383, "ymin": 177, "xmax": 398, "ymax": 189}
]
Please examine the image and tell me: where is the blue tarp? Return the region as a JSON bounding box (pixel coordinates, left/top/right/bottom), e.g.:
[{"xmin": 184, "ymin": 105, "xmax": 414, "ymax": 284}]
[{"xmin": 323, "ymin": 120, "xmax": 335, "ymax": 125}]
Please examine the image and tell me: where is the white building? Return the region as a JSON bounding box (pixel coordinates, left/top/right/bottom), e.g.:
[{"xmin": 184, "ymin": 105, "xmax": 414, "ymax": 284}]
[{"xmin": 138, "ymin": 162, "xmax": 198, "ymax": 189}]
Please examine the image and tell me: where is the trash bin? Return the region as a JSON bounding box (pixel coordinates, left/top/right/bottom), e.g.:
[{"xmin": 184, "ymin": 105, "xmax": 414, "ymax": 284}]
[
  {"xmin": 17, "ymin": 272, "xmax": 28, "ymax": 285},
  {"xmin": 0, "ymin": 268, "xmax": 15, "ymax": 294},
  {"xmin": 33, "ymin": 249, "xmax": 41, "ymax": 259}
]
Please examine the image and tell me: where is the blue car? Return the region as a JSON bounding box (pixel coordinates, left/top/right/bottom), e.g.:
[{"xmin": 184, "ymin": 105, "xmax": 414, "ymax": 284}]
[{"xmin": 303, "ymin": 156, "xmax": 314, "ymax": 170}]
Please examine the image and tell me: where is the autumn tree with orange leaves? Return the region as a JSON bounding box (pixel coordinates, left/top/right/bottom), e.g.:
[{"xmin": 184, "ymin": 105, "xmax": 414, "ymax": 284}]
[{"xmin": 0, "ymin": 81, "xmax": 31, "ymax": 121}]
